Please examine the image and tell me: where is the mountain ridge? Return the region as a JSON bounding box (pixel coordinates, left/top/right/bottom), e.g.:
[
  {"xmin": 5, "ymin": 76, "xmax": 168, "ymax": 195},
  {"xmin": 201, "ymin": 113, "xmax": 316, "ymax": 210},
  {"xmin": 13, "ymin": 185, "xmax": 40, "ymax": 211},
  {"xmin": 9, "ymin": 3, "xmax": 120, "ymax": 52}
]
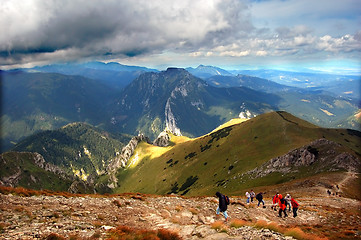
[
  {"xmin": 1, "ymin": 111, "xmax": 360, "ymax": 196},
  {"xmin": 110, "ymin": 111, "xmax": 360, "ymax": 196}
]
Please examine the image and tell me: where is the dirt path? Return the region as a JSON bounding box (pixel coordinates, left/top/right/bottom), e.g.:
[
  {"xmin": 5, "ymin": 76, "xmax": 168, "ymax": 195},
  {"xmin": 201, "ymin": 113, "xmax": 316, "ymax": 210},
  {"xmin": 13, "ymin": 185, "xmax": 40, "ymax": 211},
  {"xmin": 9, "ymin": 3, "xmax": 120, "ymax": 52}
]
[
  {"xmin": 1, "ymin": 192, "xmax": 360, "ymax": 239},
  {"xmin": 338, "ymin": 172, "xmax": 357, "ymax": 189}
]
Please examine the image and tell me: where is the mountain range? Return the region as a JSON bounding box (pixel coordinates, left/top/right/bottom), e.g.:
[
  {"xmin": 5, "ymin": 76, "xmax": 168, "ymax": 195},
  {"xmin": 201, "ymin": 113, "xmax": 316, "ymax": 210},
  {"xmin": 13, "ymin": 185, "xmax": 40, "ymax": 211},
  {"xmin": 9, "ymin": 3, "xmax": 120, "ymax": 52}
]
[
  {"xmin": 1, "ymin": 63, "xmax": 359, "ymax": 152},
  {"xmin": 233, "ymin": 69, "xmax": 361, "ymax": 100}
]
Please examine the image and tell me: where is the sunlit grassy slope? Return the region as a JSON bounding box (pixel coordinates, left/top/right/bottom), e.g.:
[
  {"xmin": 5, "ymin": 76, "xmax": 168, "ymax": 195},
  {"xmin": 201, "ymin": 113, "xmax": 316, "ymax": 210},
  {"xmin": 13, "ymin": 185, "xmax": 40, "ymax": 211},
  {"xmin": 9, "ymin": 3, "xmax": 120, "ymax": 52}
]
[{"xmin": 114, "ymin": 111, "xmax": 361, "ymax": 196}]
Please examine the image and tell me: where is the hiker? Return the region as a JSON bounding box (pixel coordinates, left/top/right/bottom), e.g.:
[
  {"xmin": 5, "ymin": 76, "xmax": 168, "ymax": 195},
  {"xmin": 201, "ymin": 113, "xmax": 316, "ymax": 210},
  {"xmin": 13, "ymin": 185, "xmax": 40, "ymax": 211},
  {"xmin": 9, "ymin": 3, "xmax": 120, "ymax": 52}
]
[
  {"xmin": 271, "ymin": 193, "xmax": 279, "ymax": 211},
  {"xmin": 245, "ymin": 191, "xmax": 251, "ymax": 204},
  {"xmin": 285, "ymin": 194, "xmax": 292, "ymax": 212},
  {"xmin": 256, "ymin": 192, "xmax": 265, "ymax": 207},
  {"xmin": 327, "ymin": 189, "xmax": 331, "ymax": 196},
  {"xmin": 215, "ymin": 192, "xmax": 229, "ymax": 221},
  {"xmin": 278, "ymin": 194, "xmax": 288, "ymax": 218},
  {"xmin": 250, "ymin": 190, "xmax": 255, "ymax": 202},
  {"xmin": 291, "ymin": 197, "xmax": 299, "ymax": 217}
]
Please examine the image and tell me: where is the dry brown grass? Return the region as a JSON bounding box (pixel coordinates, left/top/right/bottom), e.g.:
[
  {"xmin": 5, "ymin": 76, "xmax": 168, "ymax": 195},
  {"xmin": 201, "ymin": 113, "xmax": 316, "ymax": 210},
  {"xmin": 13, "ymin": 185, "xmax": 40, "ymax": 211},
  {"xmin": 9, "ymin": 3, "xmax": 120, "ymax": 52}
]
[
  {"xmin": 92, "ymin": 221, "xmax": 103, "ymax": 228},
  {"xmin": 112, "ymin": 199, "xmax": 122, "ymax": 208},
  {"xmin": 174, "ymin": 205, "xmax": 183, "ymax": 212},
  {"xmin": 299, "ymin": 223, "xmax": 359, "ymax": 240},
  {"xmin": 0, "ymin": 223, "xmax": 5, "ymax": 233},
  {"xmin": 229, "ymin": 219, "xmax": 248, "ymax": 228},
  {"xmin": 45, "ymin": 233, "xmax": 66, "ymax": 240},
  {"xmin": 252, "ymin": 220, "xmax": 327, "ymax": 240},
  {"xmin": 211, "ymin": 221, "xmax": 228, "ymax": 233},
  {"xmin": 266, "ymin": 222, "xmax": 283, "ymax": 233},
  {"xmin": 284, "ymin": 227, "xmax": 327, "ymax": 240},
  {"xmin": 189, "ymin": 207, "xmax": 198, "ymax": 215},
  {"xmin": 253, "ymin": 220, "xmax": 269, "ymax": 229},
  {"xmin": 170, "ymin": 216, "xmax": 180, "ymax": 224},
  {"xmin": 107, "ymin": 225, "xmax": 181, "ymax": 240}
]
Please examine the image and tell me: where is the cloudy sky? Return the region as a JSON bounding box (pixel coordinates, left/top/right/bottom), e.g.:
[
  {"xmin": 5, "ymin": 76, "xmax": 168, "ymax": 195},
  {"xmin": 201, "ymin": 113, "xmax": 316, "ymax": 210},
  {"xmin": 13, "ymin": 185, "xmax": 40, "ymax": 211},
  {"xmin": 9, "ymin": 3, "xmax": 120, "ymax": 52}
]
[{"xmin": 1, "ymin": 0, "xmax": 360, "ymax": 73}]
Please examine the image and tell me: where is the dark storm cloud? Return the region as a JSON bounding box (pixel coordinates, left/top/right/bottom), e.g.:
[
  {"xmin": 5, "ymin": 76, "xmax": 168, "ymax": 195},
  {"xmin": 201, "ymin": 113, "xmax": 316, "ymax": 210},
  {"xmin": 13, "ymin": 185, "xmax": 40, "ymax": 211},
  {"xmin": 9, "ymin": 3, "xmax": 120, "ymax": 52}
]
[{"xmin": 1, "ymin": 0, "xmax": 360, "ymax": 69}]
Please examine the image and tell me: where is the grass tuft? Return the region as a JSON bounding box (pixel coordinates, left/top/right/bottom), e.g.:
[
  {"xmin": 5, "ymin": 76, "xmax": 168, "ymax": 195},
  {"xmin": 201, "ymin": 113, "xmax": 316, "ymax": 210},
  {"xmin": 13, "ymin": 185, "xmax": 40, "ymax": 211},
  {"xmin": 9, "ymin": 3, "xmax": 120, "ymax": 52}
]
[
  {"xmin": 0, "ymin": 223, "xmax": 5, "ymax": 233},
  {"xmin": 230, "ymin": 219, "xmax": 248, "ymax": 228},
  {"xmin": 253, "ymin": 220, "xmax": 268, "ymax": 229},
  {"xmin": 211, "ymin": 221, "xmax": 228, "ymax": 233},
  {"xmin": 107, "ymin": 225, "xmax": 181, "ymax": 240},
  {"xmin": 112, "ymin": 199, "xmax": 122, "ymax": 208},
  {"xmin": 189, "ymin": 207, "xmax": 198, "ymax": 215}
]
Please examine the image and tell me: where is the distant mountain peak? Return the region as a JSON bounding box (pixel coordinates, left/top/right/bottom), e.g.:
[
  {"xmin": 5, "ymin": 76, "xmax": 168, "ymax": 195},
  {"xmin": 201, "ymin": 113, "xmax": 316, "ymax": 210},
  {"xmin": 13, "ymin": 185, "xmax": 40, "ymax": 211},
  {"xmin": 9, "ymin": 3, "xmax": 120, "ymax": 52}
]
[
  {"xmin": 186, "ymin": 65, "xmax": 233, "ymax": 78},
  {"xmin": 165, "ymin": 67, "xmax": 189, "ymax": 74}
]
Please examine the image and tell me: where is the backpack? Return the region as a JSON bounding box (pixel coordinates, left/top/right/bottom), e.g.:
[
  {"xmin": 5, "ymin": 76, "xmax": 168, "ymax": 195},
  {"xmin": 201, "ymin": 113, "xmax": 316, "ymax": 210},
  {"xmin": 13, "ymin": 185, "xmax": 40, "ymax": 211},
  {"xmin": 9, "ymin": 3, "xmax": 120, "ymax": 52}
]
[
  {"xmin": 224, "ymin": 195, "xmax": 230, "ymax": 205},
  {"xmin": 256, "ymin": 193, "xmax": 262, "ymax": 200},
  {"xmin": 280, "ymin": 198, "xmax": 286, "ymax": 205}
]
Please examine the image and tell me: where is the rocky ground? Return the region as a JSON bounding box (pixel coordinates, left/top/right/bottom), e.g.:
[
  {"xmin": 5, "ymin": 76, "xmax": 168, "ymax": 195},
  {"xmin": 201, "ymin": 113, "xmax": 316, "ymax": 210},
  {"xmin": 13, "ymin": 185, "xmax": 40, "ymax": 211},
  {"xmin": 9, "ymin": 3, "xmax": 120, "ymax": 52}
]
[{"xmin": 1, "ymin": 189, "xmax": 360, "ymax": 240}]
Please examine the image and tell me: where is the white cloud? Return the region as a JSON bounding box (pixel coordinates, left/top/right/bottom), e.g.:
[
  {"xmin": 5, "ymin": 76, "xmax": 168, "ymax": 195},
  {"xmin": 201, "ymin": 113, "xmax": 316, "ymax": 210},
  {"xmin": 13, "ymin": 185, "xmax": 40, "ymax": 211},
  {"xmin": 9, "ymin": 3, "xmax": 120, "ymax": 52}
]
[
  {"xmin": 219, "ymin": 50, "xmax": 250, "ymax": 57},
  {"xmin": 256, "ymin": 50, "xmax": 268, "ymax": 56},
  {"xmin": 0, "ymin": 0, "xmax": 360, "ymax": 69}
]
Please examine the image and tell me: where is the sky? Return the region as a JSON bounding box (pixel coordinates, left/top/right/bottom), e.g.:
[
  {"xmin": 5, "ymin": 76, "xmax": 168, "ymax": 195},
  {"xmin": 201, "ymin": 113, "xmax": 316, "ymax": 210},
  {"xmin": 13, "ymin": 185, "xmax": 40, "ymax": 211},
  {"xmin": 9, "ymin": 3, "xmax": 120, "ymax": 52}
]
[{"xmin": 1, "ymin": 0, "xmax": 361, "ymax": 74}]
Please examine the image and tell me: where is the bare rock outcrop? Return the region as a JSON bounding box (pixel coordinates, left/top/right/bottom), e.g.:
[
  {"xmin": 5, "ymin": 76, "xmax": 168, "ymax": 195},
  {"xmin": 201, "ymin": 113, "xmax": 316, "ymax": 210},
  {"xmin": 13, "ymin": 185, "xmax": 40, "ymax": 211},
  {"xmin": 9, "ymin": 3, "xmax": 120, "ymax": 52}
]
[
  {"xmin": 153, "ymin": 130, "xmax": 171, "ymax": 147},
  {"xmin": 106, "ymin": 133, "xmax": 151, "ymax": 188},
  {"xmin": 0, "ymin": 152, "xmax": 71, "ymax": 187},
  {"xmin": 246, "ymin": 139, "xmax": 360, "ymax": 178},
  {"xmin": 33, "ymin": 152, "xmax": 69, "ymax": 179}
]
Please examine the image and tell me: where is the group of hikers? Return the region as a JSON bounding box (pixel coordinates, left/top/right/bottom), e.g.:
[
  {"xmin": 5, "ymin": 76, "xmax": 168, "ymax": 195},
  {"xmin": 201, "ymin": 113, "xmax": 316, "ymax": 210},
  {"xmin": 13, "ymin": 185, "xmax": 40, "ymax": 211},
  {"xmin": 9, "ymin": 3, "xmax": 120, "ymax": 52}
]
[
  {"xmin": 271, "ymin": 192, "xmax": 299, "ymax": 218},
  {"xmin": 215, "ymin": 191, "xmax": 299, "ymax": 222}
]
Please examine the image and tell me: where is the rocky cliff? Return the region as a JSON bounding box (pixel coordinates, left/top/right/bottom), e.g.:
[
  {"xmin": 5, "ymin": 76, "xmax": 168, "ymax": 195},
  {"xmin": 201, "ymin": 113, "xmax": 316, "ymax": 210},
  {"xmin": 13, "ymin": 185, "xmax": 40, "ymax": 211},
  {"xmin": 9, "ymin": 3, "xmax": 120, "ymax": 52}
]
[
  {"xmin": 106, "ymin": 134, "xmax": 151, "ymax": 188},
  {"xmin": 245, "ymin": 139, "xmax": 361, "ymax": 179},
  {"xmin": 0, "ymin": 152, "xmax": 71, "ymax": 187},
  {"xmin": 153, "ymin": 130, "xmax": 172, "ymax": 147}
]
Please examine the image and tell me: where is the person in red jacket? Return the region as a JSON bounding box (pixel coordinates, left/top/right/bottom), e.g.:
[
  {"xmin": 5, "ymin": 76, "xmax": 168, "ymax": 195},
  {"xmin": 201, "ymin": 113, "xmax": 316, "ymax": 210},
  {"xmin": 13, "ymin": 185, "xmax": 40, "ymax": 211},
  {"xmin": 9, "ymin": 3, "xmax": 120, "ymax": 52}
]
[
  {"xmin": 278, "ymin": 194, "xmax": 288, "ymax": 218},
  {"xmin": 271, "ymin": 193, "xmax": 279, "ymax": 211},
  {"xmin": 291, "ymin": 198, "xmax": 299, "ymax": 217}
]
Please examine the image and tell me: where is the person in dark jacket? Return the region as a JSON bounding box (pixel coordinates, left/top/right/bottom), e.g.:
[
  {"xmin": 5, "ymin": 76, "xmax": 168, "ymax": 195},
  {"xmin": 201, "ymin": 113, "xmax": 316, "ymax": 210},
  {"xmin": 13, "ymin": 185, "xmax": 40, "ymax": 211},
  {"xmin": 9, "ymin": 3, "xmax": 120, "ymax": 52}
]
[
  {"xmin": 256, "ymin": 192, "xmax": 265, "ymax": 207},
  {"xmin": 215, "ymin": 192, "xmax": 229, "ymax": 221}
]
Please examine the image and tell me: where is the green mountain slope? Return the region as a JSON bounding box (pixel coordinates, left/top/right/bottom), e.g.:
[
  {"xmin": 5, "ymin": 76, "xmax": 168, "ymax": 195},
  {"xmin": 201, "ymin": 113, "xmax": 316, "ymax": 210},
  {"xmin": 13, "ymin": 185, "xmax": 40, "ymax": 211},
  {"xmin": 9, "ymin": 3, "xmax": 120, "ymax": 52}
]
[
  {"xmin": 0, "ymin": 152, "xmax": 73, "ymax": 191},
  {"xmin": 11, "ymin": 122, "xmax": 131, "ymax": 184},
  {"xmin": 112, "ymin": 111, "xmax": 360, "ymax": 196},
  {"xmin": 1, "ymin": 71, "xmax": 117, "ymax": 152}
]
